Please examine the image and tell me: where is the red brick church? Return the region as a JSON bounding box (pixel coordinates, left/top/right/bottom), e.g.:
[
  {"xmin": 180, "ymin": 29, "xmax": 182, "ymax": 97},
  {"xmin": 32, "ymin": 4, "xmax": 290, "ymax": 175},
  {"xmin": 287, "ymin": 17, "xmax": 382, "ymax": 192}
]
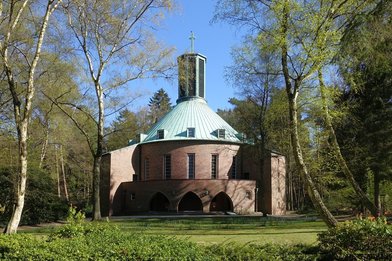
[{"xmin": 100, "ymin": 48, "xmax": 286, "ymax": 216}]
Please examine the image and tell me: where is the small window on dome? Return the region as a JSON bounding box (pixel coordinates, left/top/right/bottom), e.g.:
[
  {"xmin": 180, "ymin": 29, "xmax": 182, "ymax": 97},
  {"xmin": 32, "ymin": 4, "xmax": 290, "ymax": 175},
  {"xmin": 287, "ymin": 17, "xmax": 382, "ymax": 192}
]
[
  {"xmin": 217, "ymin": 129, "xmax": 225, "ymax": 139},
  {"xmin": 157, "ymin": 129, "xmax": 165, "ymax": 139},
  {"xmin": 187, "ymin": 127, "xmax": 195, "ymax": 138}
]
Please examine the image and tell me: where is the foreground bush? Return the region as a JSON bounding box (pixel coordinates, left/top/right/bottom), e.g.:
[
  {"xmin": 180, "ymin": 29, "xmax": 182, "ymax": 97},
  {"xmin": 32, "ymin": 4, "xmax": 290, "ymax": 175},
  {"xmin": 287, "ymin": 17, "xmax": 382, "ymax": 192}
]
[
  {"xmin": 0, "ymin": 227, "xmax": 208, "ymax": 260},
  {"xmin": 0, "ymin": 231, "xmax": 318, "ymax": 261},
  {"xmin": 0, "ymin": 208, "xmax": 319, "ymax": 260},
  {"xmin": 205, "ymin": 243, "xmax": 319, "ymax": 260},
  {"xmin": 318, "ymin": 218, "xmax": 392, "ymax": 260}
]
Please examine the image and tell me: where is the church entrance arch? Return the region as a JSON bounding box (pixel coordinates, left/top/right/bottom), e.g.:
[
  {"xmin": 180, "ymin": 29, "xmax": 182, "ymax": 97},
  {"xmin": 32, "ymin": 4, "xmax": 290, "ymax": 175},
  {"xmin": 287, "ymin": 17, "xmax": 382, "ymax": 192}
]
[
  {"xmin": 209, "ymin": 192, "xmax": 233, "ymax": 212},
  {"xmin": 178, "ymin": 192, "xmax": 203, "ymax": 211},
  {"xmin": 150, "ymin": 192, "xmax": 170, "ymax": 211}
]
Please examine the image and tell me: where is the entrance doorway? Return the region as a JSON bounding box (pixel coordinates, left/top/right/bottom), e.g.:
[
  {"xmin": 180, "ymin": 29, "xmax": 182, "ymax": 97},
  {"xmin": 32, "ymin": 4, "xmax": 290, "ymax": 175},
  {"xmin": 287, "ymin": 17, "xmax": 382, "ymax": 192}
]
[
  {"xmin": 178, "ymin": 192, "xmax": 203, "ymax": 211},
  {"xmin": 209, "ymin": 192, "xmax": 233, "ymax": 212},
  {"xmin": 150, "ymin": 192, "xmax": 170, "ymax": 211}
]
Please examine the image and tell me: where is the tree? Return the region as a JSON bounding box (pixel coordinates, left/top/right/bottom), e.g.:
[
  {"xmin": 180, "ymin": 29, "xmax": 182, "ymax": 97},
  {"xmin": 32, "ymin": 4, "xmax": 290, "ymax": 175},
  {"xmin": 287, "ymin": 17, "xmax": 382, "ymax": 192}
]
[
  {"xmin": 106, "ymin": 109, "xmax": 141, "ymax": 151},
  {"xmin": 214, "ymin": 0, "xmax": 332, "ymax": 226},
  {"xmin": 0, "ymin": 0, "xmax": 62, "ymax": 234},
  {"xmin": 335, "ymin": 0, "xmax": 392, "ymax": 214},
  {"xmin": 214, "ymin": 0, "xmax": 378, "ymax": 226},
  {"xmin": 54, "ymin": 0, "xmax": 174, "ymax": 220},
  {"xmin": 148, "ymin": 88, "xmax": 172, "ymax": 124}
]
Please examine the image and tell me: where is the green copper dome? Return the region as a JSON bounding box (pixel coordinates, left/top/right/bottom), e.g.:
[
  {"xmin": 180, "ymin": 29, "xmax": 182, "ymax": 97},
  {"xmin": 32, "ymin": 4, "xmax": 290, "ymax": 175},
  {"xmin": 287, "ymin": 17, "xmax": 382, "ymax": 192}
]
[{"xmin": 141, "ymin": 97, "xmax": 241, "ymax": 144}]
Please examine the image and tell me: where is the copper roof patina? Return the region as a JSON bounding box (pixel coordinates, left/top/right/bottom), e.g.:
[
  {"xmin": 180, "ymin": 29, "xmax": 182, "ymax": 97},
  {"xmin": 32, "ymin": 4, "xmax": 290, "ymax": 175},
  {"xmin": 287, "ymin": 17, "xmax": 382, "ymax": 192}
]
[{"xmin": 141, "ymin": 97, "xmax": 241, "ymax": 144}]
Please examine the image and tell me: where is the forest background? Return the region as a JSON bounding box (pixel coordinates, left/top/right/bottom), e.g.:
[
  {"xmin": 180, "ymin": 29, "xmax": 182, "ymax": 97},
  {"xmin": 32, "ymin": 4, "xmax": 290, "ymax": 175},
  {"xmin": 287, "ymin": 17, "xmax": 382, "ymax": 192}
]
[{"xmin": 0, "ymin": 0, "xmax": 391, "ymax": 233}]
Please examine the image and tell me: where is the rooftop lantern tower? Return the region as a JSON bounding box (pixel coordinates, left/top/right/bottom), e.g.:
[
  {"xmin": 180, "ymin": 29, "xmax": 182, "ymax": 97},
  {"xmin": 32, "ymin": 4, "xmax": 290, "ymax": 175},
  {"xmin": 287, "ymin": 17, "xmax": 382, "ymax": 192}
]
[{"xmin": 177, "ymin": 32, "xmax": 207, "ymax": 103}]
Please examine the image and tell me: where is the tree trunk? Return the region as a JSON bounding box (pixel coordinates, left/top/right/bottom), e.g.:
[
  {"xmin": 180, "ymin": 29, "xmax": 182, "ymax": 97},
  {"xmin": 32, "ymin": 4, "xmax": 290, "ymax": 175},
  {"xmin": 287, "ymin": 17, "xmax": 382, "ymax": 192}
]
[
  {"xmin": 55, "ymin": 146, "xmax": 61, "ymax": 198},
  {"xmin": 287, "ymin": 91, "xmax": 338, "ymax": 227},
  {"xmin": 374, "ymin": 171, "xmax": 380, "ymax": 216},
  {"xmin": 279, "ymin": 4, "xmax": 337, "ymax": 226},
  {"xmin": 39, "ymin": 127, "xmax": 49, "ymax": 169},
  {"xmin": 4, "ymin": 123, "xmax": 28, "ymax": 234},
  {"xmin": 318, "ymin": 71, "xmax": 378, "ymax": 216},
  {"xmin": 92, "ymin": 155, "xmax": 102, "ymax": 220},
  {"xmin": 92, "ymin": 86, "xmax": 104, "ymax": 220},
  {"xmin": 60, "ymin": 145, "xmax": 69, "ymax": 202}
]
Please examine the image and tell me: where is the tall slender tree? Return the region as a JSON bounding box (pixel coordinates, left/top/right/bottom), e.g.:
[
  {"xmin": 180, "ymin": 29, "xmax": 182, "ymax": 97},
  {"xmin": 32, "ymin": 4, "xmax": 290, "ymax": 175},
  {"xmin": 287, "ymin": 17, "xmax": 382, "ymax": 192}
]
[
  {"xmin": 0, "ymin": 0, "xmax": 62, "ymax": 234},
  {"xmin": 55, "ymin": 0, "xmax": 175, "ymax": 220},
  {"xmin": 335, "ymin": 0, "xmax": 392, "ymax": 214},
  {"xmin": 214, "ymin": 0, "xmax": 377, "ymax": 226}
]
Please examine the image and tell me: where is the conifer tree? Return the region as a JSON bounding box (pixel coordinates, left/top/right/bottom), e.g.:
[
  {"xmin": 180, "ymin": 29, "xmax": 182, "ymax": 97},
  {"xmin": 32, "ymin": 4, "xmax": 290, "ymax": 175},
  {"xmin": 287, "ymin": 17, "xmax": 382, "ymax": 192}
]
[{"xmin": 148, "ymin": 88, "xmax": 172, "ymax": 124}]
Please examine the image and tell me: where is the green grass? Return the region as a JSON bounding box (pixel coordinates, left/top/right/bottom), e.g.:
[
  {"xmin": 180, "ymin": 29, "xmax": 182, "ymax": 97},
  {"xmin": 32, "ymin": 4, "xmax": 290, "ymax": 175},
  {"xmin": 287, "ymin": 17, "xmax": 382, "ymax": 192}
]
[
  {"xmin": 16, "ymin": 216, "xmax": 327, "ymax": 246},
  {"xmin": 109, "ymin": 217, "xmax": 326, "ymax": 245}
]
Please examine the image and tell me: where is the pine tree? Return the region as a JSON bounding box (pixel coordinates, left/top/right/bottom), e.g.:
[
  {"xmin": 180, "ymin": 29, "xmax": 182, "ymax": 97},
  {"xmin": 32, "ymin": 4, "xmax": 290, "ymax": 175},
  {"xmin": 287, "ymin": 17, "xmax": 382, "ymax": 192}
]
[{"xmin": 148, "ymin": 88, "xmax": 172, "ymax": 124}]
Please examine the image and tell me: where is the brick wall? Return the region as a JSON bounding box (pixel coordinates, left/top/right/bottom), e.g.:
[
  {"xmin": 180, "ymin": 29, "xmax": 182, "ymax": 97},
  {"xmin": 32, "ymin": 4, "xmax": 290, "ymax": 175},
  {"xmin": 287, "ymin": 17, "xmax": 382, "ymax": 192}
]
[
  {"xmin": 100, "ymin": 144, "xmax": 139, "ymax": 216},
  {"xmin": 140, "ymin": 140, "xmax": 240, "ymax": 180},
  {"xmin": 116, "ymin": 179, "xmax": 256, "ymax": 214},
  {"xmin": 101, "ymin": 140, "xmax": 286, "ymax": 216}
]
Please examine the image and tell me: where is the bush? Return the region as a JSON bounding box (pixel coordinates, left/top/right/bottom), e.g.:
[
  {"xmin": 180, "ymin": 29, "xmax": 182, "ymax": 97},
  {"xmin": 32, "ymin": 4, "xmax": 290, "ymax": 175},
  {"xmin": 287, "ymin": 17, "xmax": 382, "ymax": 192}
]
[
  {"xmin": 206, "ymin": 243, "xmax": 319, "ymax": 261},
  {"xmin": 0, "ymin": 208, "xmax": 209, "ymax": 260},
  {"xmin": 318, "ymin": 217, "xmax": 392, "ymax": 260},
  {"xmin": 0, "ymin": 166, "xmax": 68, "ymax": 225},
  {"xmin": 0, "ymin": 211, "xmax": 321, "ymax": 261},
  {"xmin": 1, "ymin": 209, "xmax": 320, "ymax": 260}
]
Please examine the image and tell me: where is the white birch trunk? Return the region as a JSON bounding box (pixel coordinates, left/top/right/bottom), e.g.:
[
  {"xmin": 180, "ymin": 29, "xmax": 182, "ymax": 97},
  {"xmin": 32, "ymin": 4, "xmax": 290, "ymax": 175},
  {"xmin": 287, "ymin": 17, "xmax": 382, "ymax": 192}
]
[{"xmin": 3, "ymin": 0, "xmax": 62, "ymax": 234}]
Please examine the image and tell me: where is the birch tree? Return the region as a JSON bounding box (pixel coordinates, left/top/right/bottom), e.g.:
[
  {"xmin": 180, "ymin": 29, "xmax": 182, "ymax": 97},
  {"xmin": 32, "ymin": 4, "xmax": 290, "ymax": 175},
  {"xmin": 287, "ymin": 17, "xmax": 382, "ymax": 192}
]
[
  {"xmin": 0, "ymin": 0, "xmax": 62, "ymax": 234},
  {"xmin": 214, "ymin": 0, "xmax": 377, "ymax": 226},
  {"xmin": 55, "ymin": 0, "xmax": 174, "ymax": 220}
]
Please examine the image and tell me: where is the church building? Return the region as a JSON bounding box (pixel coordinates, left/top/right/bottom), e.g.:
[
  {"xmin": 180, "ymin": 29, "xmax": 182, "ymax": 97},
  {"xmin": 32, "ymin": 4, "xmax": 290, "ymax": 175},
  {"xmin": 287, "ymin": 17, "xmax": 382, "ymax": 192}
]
[{"xmin": 100, "ymin": 45, "xmax": 286, "ymax": 216}]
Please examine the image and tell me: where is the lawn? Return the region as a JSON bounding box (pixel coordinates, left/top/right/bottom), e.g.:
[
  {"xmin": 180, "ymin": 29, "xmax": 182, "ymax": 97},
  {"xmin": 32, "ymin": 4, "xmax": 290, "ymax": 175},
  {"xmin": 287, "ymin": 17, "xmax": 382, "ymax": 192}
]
[
  {"xmin": 17, "ymin": 215, "xmax": 326, "ymax": 245},
  {"xmin": 109, "ymin": 216, "xmax": 326, "ymax": 245}
]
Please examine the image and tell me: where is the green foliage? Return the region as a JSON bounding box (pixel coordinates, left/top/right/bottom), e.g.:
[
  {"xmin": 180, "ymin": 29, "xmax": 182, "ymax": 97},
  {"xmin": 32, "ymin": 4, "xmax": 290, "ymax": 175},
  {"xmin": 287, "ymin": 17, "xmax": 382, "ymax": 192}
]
[
  {"xmin": 206, "ymin": 243, "xmax": 319, "ymax": 261},
  {"xmin": 318, "ymin": 218, "xmax": 392, "ymax": 260},
  {"xmin": 105, "ymin": 108, "xmax": 147, "ymax": 150},
  {"xmin": 0, "ymin": 218, "xmax": 323, "ymax": 260},
  {"xmin": 0, "ymin": 167, "xmax": 68, "ymax": 225},
  {"xmin": 1, "ymin": 221, "xmax": 209, "ymax": 260},
  {"xmin": 148, "ymin": 88, "xmax": 172, "ymax": 124},
  {"xmin": 51, "ymin": 207, "xmax": 88, "ymax": 238}
]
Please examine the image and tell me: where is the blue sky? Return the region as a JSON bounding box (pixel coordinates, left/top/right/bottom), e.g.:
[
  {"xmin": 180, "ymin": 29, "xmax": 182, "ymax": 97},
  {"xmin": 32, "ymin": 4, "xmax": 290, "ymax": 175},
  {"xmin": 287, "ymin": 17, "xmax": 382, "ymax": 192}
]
[{"xmin": 134, "ymin": 1, "xmax": 243, "ymax": 112}]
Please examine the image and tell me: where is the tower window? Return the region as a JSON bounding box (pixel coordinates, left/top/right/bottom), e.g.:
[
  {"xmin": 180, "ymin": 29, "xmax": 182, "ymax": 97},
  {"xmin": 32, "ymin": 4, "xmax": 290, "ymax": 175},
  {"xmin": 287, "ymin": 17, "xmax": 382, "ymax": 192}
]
[
  {"xmin": 144, "ymin": 158, "xmax": 150, "ymax": 180},
  {"xmin": 164, "ymin": 154, "xmax": 171, "ymax": 179},
  {"xmin": 188, "ymin": 56, "xmax": 196, "ymax": 96},
  {"xmin": 231, "ymin": 156, "xmax": 237, "ymax": 179},
  {"xmin": 217, "ymin": 129, "xmax": 225, "ymax": 139},
  {"xmin": 187, "ymin": 127, "xmax": 195, "ymax": 138},
  {"xmin": 188, "ymin": 153, "xmax": 195, "ymax": 179},
  {"xmin": 198, "ymin": 58, "xmax": 205, "ymax": 98},
  {"xmin": 211, "ymin": 154, "xmax": 218, "ymax": 179},
  {"xmin": 157, "ymin": 129, "xmax": 165, "ymax": 139}
]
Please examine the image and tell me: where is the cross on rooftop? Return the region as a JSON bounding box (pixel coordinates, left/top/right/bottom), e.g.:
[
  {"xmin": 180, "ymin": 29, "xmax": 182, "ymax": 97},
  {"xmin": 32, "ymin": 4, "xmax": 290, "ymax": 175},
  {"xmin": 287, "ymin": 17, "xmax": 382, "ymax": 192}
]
[{"xmin": 189, "ymin": 31, "xmax": 195, "ymax": 53}]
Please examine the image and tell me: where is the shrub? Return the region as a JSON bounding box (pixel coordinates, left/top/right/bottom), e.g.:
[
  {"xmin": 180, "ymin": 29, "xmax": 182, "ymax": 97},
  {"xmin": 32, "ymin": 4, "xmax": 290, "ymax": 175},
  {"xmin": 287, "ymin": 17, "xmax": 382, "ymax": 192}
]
[
  {"xmin": 206, "ymin": 243, "xmax": 319, "ymax": 261},
  {"xmin": 0, "ymin": 166, "xmax": 68, "ymax": 225},
  {"xmin": 50, "ymin": 206, "xmax": 88, "ymax": 238},
  {"xmin": 318, "ymin": 217, "xmax": 392, "ymax": 260},
  {"xmin": 0, "ymin": 216, "xmax": 322, "ymax": 261}
]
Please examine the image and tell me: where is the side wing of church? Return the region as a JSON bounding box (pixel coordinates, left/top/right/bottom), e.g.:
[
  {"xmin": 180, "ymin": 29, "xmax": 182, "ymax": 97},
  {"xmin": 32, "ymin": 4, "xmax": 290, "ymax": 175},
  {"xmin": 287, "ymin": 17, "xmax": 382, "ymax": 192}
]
[{"xmin": 100, "ymin": 49, "xmax": 286, "ymax": 216}]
